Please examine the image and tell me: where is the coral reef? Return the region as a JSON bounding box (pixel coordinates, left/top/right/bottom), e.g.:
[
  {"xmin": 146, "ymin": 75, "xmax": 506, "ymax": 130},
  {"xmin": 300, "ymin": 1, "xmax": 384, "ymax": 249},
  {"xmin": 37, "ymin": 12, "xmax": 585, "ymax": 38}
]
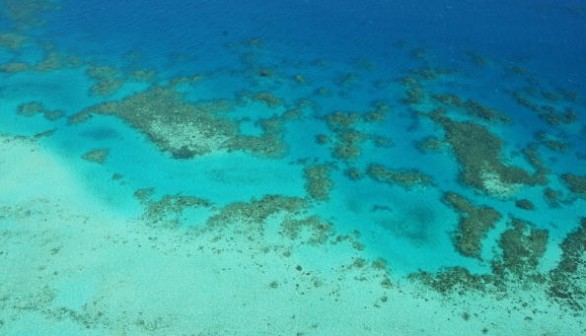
[
  {"xmin": 492, "ymin": 218, "xmax": 549, "ymax": 279},
  {"xmin": 81, "ymin": 149, "xmax": 109, "ymax": 164},
  {"xmin": 280, "ymin": 216, "xmax": 333, "ymax": 245},
  {"xmin": 414, "ymin": 136, "xmax": 445, "ymax": 153},
  {"xmin": 432, "ymin": 94, "xmax": 510, "ymax": 124},
  {"xmin": 17, "ymin": 101, "xmax": 64, "ymax": 120},
  {"xmin": 238, "ymin": 91, "xmax": 283, "ymax": 108},
  {"xmin": 86, "ymin": 66, "xmax": 125, "ymax": 96},
  {"xmin": 410, "ymin": 267, "xmax": 494, "ymax": 295},
  {"xmin": 429, "ymin": 111, "xmax": 541, "ymax": 196},
  {"xmin": 561, "ymin": 173, "xmax": 586, "ymax": 197},
  {"xmin": 548, "ymin": 218, "xmax": 585, "ymax": 310},
  {"xmin": 0, "ymin": 32, "xmax": 27, "ymax": 50},
  {"xmin": 321, "ymin": 111, "xmax": 368, "ymax": 162},
  {"xmin": 515, "ymin": 199, "xmax": 535, "ymax": 210},
  {"xmin": 366, "ymin": 164, "xmax": 433, "ymax": 189},
  {"xmin": 134, "ymin": 191, "xmax": 211, "ymax": 228},
  {"xmin": 71, "ymin": 86, "xmax": 238, "ymax": 158},
  {"xmin": 226, "ymin": 117, "xmax": 288, "ymax": 158},
  {"xmin": 303, "ymin": 164, "xmax": 334, "ymax": 201},
  {"xmin": 205, "ymin": 195, "xmax": 309, "ymax": 231},
  {"xmin": 344, "ymin": 167, "xmax": 362, "ymax": 181},
  {"xmin": 543, "ymin": 187, "xmax": 562, "ymax": 207},
  {"xmin": 0, "ymin": 0, "xmax": 59, "ymax": 31},
  {"xmin": 442, "ymin": 192, "xmax": 502, "ymax": 259},
  {"xmin": 0, "ymin": 61, "xmax": 30, "ymax": 73}
]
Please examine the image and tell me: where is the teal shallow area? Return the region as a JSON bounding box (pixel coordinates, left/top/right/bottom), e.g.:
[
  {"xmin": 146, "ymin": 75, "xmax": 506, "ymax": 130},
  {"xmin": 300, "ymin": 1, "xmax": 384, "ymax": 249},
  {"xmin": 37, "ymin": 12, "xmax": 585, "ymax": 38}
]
[{"xmin": 1, "ymin": 0, "xmax": 585, "ymax": 335}]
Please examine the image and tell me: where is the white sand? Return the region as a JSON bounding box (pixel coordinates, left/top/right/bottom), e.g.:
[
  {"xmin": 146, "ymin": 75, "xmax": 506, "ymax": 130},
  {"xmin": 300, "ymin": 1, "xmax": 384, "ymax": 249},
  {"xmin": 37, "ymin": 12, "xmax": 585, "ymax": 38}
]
[{"xmin": 0, "ymin": 134, "xmax": 583, "ymax": 335}]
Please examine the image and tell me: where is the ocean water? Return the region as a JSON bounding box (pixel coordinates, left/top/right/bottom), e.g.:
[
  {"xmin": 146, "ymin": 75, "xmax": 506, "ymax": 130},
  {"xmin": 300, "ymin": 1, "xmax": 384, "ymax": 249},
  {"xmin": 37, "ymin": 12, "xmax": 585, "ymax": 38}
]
[{"xmin": 1, "ymin": 0, "xmax": 585, "ymax": 335}]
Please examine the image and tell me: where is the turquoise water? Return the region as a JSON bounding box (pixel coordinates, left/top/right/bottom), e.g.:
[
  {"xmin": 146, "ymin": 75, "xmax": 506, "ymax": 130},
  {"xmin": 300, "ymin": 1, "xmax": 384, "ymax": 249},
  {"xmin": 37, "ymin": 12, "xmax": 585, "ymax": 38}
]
[{"xmin": 1, "ymin": 1, "xmax": 585, "ymax": 335}]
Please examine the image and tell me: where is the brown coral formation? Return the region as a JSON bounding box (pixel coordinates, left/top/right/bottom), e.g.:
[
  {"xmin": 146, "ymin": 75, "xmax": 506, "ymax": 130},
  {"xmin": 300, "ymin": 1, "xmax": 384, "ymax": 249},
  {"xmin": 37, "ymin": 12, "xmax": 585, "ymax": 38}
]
[
  {"xmin": 1, "ymin": 0, "xmax": 59, "ymax": 31},
  {"xmin": 492, "ymin": 218, "xmax": 549, "ymax": 278},
  {"xmin": 414, "ymin": 136, "xmax": 445, "ymax": 153},
  {"xmin": 561, "ymin": 173, "xmax": 586, "ymax": 197},
  {"xmin": 344, "ymin": 167, "xmax": 362, "ymax": 181},
  {"xmin": 515, "ymin": 199, "xmax": 535, "ymax": 210},
  {"xmin": 548, "ymin": 218, "xmax": 585, "ymax": 310},
  {"xmin": 322, "ymin": 111, "xmax": 366, "ymax": 162},
  {"xmin": 70, "ymin": 85, "xmax": 290, "ymax": 159},
  {"xmin": 543, "ymin": 187, "xmax": 562, "ymax": 207},
  {"xmin": 521, "ymin": 144, "xmax": 549, "ymax": 181},
  {"xmin": 0, "ymin": 61, "xmax": 30, "ymax": 73},
  {"xmin": 430, "ymin": 111, "xmax": 541, "ymax": 196},
  {"xmin": 17, "ymin": 101, "xmax": 64, "ymax": 120},
  {"xmin": 70, "ymin": 86, "xmax": 237, "ymax": 158},
  {"xmin": 409, "ymin": 267, "xmax": 494, "ymax": 295},
  {"xmin": 303, "ymin": 164, "xmax": 334, "ymax": 201},
  {"xmin": 442, "ymin": 192, "xmax": 502, "ymax": 259},
  {"xmin": 0, "ymin": 33, "xmax": 27, "ymax": 50},
  {"xmin": 238, "ymin": 90, "xmax": 283, "ymax": 108},
  {"xmin": 86, "ymin": 66, "xmax": 125, "ymax": 96},
  {"xmin": 81, "ymin": 149, "xmax": 109, "ymax": 164},
  {"xmin": 510, "ymin": 90, "xmax": 580, "ymax": 126},
  {"xmin": 320, "ymin": 104, "xmax": 390, "ymax": 163},
  {"xmin": 432, "ymin": 94, "xmax": 510, "ymax": 124},
  {"xmin": 35, "ymin": 51, "xmax": 82, "ymax": 71},
  {"xmin": 366, "ymin": 164, "xmax": 433, "ymax": 189},
  {"xmin": 280, "ymin": 216, "xmax": 333, "ymax": 245},
  {"xmin": 134, "ymin": 190, "xmax": 212, "ymax": 228},
  {"xmin": 226, "ymin": 117, "xmax": 288, "ymax": 158},
  {"xmin": 410, "ymin": 217, "xmax": 582, "ymax": 310},
  {"xmin": 205, "ymin": 195, "xmax": 309, "ymax": 232}
]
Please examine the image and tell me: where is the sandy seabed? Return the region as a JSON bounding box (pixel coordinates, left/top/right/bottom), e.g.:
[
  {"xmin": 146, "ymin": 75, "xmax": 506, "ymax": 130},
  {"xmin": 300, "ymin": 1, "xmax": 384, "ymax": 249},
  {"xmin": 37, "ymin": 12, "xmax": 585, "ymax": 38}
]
[{"xmin": 1, "ymin": 134, "xmax": 583, "ymax": 336}]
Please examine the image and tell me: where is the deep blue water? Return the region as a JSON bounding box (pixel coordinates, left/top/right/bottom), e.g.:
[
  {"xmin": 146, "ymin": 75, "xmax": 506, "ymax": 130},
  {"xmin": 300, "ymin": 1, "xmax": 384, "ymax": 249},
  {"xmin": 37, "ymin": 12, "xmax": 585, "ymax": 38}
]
[{"xmin": 37, "ymin": 0, "xmax": 586, "ymax": 83}]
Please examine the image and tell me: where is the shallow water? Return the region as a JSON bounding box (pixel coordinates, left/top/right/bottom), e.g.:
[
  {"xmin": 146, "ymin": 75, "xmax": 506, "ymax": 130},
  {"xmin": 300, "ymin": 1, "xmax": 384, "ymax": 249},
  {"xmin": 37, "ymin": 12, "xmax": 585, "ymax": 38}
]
[{"xmin": 1, "ymin": 1, "xmax": 585, "ymax": 335}]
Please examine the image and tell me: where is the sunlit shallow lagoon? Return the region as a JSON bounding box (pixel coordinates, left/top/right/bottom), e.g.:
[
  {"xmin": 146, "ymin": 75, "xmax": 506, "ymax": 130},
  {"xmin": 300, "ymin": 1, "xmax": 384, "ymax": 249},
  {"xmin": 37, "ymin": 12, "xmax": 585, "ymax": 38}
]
[{"xmin": 1, "ymin": 1, "xmax": 585, "ymax": 335}]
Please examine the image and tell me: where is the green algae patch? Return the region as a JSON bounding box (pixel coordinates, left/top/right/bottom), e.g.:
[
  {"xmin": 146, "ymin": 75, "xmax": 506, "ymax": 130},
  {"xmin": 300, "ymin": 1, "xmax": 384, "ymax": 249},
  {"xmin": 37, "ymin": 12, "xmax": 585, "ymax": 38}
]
[
  {"xmin": 72, "ymin": 86, "xmax": 238, "ymax": 158},
  {"xmin": 303, "ymin": 164, "xmax": 334, "ymax": 201},
  {"xmin": 366, "ymin": 163, "xmax": 433, "ymax": 189},
  {"xmin": 561, "ymin": 173, "xmax": 586, "ymax": 197},
  {"xmin": 81, "ymin": 149, "xmax": 109, "ymax": 164},
  {"xmin": 442, "ymin": 192, "xmax": 501, "ymax": 259},
  {"xmin": 430, "ymin": 112, "xmax": 541, "ymax": 197}
]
